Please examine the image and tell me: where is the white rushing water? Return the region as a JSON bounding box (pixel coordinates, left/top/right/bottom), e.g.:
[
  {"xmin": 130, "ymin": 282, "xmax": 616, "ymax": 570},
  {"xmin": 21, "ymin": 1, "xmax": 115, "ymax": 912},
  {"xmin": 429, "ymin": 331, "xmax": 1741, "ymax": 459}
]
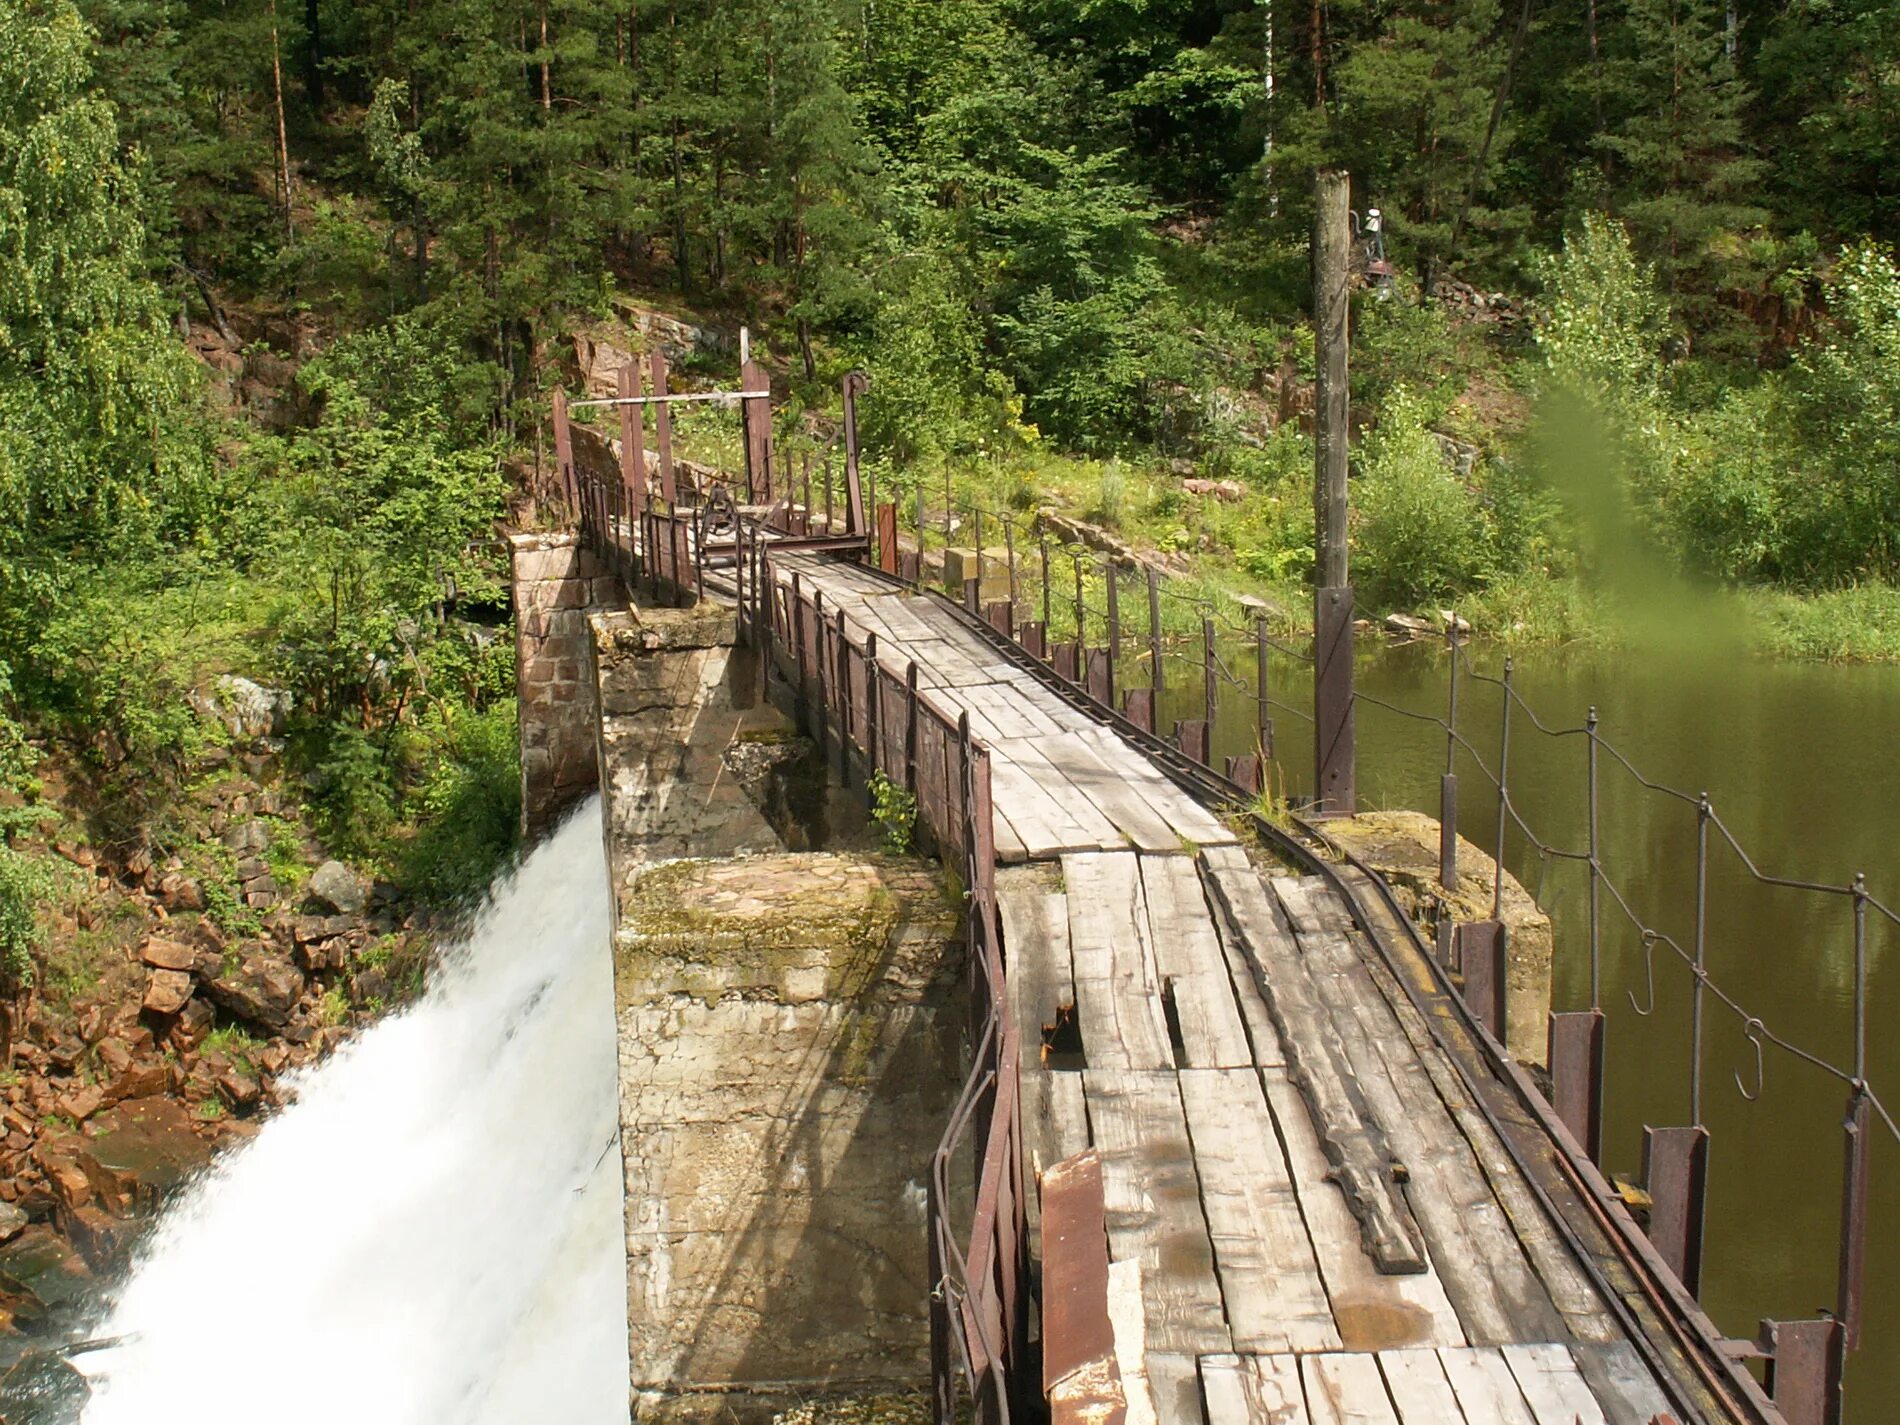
[{"xmin": 80, "ymin": 798, "xmax": 629, "ymax": 1425}]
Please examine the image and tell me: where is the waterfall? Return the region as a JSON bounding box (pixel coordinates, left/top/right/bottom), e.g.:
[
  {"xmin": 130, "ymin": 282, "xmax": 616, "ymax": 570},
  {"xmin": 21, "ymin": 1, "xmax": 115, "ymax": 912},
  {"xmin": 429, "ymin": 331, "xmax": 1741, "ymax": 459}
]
[{"xmin": 80, "ymin": 798, "xmax": 629, "ymax": 1425}]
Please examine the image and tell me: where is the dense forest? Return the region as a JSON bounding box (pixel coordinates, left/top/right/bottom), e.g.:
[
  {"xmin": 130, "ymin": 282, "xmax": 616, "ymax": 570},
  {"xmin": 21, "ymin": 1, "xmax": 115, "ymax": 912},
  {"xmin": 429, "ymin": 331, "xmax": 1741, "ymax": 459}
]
[{"xmin": 3, "ymin": 0, "xmax": 1899, "ymax": 980}]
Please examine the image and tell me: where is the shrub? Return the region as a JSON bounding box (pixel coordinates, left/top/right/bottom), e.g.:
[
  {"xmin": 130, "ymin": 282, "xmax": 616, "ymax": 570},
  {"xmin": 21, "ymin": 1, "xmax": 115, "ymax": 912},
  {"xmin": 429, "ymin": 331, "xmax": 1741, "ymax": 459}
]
[
  {"xmin": 1354, "ymin": 390, "xmax": 1493, "ymax": 607},
  {"xmin": 0, "ymin": 846, "xmax": 50, "ymax": 992}
]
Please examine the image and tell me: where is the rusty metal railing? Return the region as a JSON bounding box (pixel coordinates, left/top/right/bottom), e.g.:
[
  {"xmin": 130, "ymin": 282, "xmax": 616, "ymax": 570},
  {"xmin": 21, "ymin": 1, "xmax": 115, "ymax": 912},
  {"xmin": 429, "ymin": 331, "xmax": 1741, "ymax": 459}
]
[{"xmin": 756, "ymin": 549, "xmax": 1029, "ymax": 1425}]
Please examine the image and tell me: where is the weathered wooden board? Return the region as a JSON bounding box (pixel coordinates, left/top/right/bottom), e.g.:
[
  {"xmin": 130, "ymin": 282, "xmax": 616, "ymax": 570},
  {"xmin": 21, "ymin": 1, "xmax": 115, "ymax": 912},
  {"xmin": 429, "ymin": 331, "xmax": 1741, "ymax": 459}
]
[
  {"xmin": 1501, "ymin": 1343, "xmax": 1609, "ymax": 1425},
  {"xmin": 1436, "ymin": 1347, "xmax": 1539, "ymax": 1425},
  {"xmin": 987, "ymin": 749, "xmax": 1121, "ymax": 857},
  {"xmin": 1568, "ymin": 1343, "xmax": 1675, "ymax": 1425},
  {"xmin": 1146, "ymin": 1353, "xmax": 1205, "ymax": 1425},
  {"xmin": 1377, "ymin": 1349, "xmax": 1469, "ymax": 1423},
  {"xmin": 1039, "ymin": 732, "xmax": 1194, "ymax": 853},
  {"xmin": 1138, "ymin": 856, "xmax": 1253, "ymax": 1068},
  {"xmin": 1179, "ymin": 1069, "xmax": 1340, "ymax": 1353},
  {"xmin": 1260, "ymin": 1070, "xmax": 1466, "ymax": 1351},
  {"xmin": 1083, "ymin": 1069, "xmax": 1232, "ymax": 1356},
  {"xmin": 1301, "ymin": 1353, "xmax": 1403, "ymax": 1425},
  {"xmin": 1199, "ymin": 1355, "xmax": 1309, "ymax": 1425},
  {"xmin": 1202, "ymin": 864, "xmax": 1427, "ymax": 1275},
  {"xmin": 1281, "ymin": 907, "xmax": 1565, "ymax": 1347},
  {"xmin": 1065, "ymin": 852, "xmax": 1173, "ymax": 1070}
]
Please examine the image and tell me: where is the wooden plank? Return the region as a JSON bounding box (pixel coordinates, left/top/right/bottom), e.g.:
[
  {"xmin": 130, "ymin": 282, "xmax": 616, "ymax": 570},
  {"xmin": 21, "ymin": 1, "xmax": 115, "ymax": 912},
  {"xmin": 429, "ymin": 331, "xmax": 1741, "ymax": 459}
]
[
  {"xmin": 1075, "ymin": 725, "xmax": 1239, "ymax": 848},
  {"xmin": 1281, "ymin": 903, "xmax": 1566, "ymax": 1348},
  {"xmin": 1378, "ymin": 1349, "xmax": 1469, "ymax": 1424},
  {"xmin": 988, "ymin": 751, "xmax": 1116, "ymax": 858},
  {"xmin": 1568, "ymin": 1343, "xmax": 1674, "ymax": 1425},
  {"xmin": 1179, "ymin": 1069, "xmax": 1340, "ymax": 1353},
  {"xmin": 1301, "ymin": 1353, "xmax": 1403, "ymax": 1425},
  {"xmin": 1108, "ymin": 1258, "xmax": 1159, "ymax": 1425},
  {"xmin": 1040, "ymin": 731, "xmax": 1195, "ymax": 853},
  {"xmin": 1084, "ymin": 1069, "xmax": 1231, "ymax": 1356},
  {"xmin": 1437, "ymin": 1348, "xmax": 1538, "ymax": 1425},
  {"xmin": 987, "ymin": 735, "xmax": 1130, "ymax": 853},
  {"xmin": 1260, "ymin": 1070, "xmax": 1466, "ymax": 1351},
  {"xmin": 1066, "ymin": 853, "xmax": 1173, "ymax": 1070},
  {"xmin": 1139, "ymin": 856, "xmax": 1253, "ymax": 1068},
  {"xmin": 1147, "ymin": 1353, "xmax": 1205, "ymax": 1425},
  {"xmin": 1203, "ymin": 864, "xmax": 1428, "ymax": 1275},
  {"xmin": 1333, "ymin": 873, "xmax": 1623, "ymax": 1346},
  {"xmin": 1501, "ymin": 1344, "xmax": 1609, "ymax": 1425},
  {"xmin": 1200, "ymin": 1355, "xmax": 1309, "ymax": 1425}
]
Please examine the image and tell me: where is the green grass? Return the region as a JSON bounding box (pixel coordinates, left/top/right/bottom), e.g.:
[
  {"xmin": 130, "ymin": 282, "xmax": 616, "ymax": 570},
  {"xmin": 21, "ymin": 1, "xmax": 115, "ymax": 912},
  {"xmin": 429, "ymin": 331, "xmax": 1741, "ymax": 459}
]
[
  {"xmin": 202, "ymin": 1023, "xmax": 262, "ymax": 1074},
  {"xmin": 1745, "ymin": 583, "xmax": 1900, "ymax": 662}
]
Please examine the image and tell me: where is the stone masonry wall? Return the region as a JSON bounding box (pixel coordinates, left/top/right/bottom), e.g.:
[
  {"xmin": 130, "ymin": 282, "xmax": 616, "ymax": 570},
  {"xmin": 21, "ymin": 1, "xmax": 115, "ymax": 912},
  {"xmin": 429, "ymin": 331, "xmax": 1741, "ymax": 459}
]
[
  {"xmin": 511, "ymin": 532, "xmax": 620, "ymax": 840},
  {"xmin": 615, "ymin": 855, "xmax": 961, "ymax": 1409}
]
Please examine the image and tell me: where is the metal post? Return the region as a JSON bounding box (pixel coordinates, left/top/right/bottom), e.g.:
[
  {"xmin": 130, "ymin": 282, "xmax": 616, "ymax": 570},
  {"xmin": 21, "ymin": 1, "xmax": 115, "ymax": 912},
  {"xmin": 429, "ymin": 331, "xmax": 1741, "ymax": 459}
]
[
  {"xmin": 1312, "ymin": 168, "xmax": 1355, "ymax": 817},
  {"xmin": 1691, "ymin": 792, "xmax": 1709, "ymax": 1127},
  {"xmin": 1643, "ymin": 1125, "xmax": 1710, "ymax": 1298},
  {"xmin": 1839, "ymin": 874, "xmax": 1870, "ymax": 1350},
  {"xmin": 1440, "ymin": 627, "xmax": 1459, "ymax": 890},
  {"xmin": 1105, "ymin": 562, "xmax": 1120, "ymax": 707},
  {"xmin": 836, "ymin": 609, "xmax": 851, "ymax": 787},
  {"xmin": 803, "ymin": 455, "xmax": 813, "ymax": 528},
  {"xmin": 842, "ymin": 371, "xmax": 868, "ymax": 535},
  {"xmin": 791, "ymin": 572, "xmax": 808, "ymax": 732},
  {"xmin": 905, "ymin": 662, "xmax": 920, "ymax": 795},
  {"xmin": 649, "ymin": 348, "xmax": 677, "ymax": 506},
  {"xmin": 1255, "ymin": 616, "xmax": 1274, "ymax": 765},
  {"xmin": 741, "ymin": 354, "xmax": 773, "ymax": 503},
  {"xmin": 1202, "ymin": 617, "xmax": 1217, "ymax": 745},
  {"xmin": 1493, "ymin": 659, "xmax": 1514, "ymax": 923},
  {"xmin": 1148, "ymin": 565, "xmax": 1163, "ymax": 696},
  {"xmin": 878, "ymin": 502, "xmax": 899, "ymax": 575},
  {"xmin": 1004, "ymin": 517, "xmax": 1017, "ymax": 624},
  {"xmin": 824, "ymin": 455, "xmax": 835, "ymax": 532},
  {"xmin": 1073, "ymin": 553, "xmax": 1085, "ymax": 651},
  {"xmin": 1587, "ymin": 707, "xmax": 1602, "ymax": 1010},
  {"xmin": 1760, "ymin": 1318, "xmax": 1844, "ymax": 1425},
  {"xmin": 1040, "ymin": 532, "xmax": 1053, "ymax": 632},
  {"xmin": 1548, "ymin": 1010, "xmax": 1606, "ymax": 1164},
  {"xmin": 618, "ymin": 362, "xmax": 647, "ymax": 511},
  {"xmin": 551, "ymin": 387, "xmax": 574, "ymax": 510}
]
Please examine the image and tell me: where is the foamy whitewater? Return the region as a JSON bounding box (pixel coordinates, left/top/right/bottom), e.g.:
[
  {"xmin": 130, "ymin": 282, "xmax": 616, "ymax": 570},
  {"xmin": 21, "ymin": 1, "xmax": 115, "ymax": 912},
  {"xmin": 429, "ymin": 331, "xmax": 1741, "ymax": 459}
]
[{"xmin": 79, "ymin": 799, "xmax": 630, "ymax": 1424}]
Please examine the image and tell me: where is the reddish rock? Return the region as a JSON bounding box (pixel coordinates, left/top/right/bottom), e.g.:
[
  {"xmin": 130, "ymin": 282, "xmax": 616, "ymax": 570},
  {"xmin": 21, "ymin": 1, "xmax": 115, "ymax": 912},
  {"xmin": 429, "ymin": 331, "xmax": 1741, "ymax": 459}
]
[
  {"xmin": 140, "ymin": 938, "xmax": 196, "ymax": 971},
  {"xmin": 96, "ymin": 1038, "xmax": 134, "ymax": 1080},
  {"xmin": 205, "ymin": 955, "xmax": 305, "ymax": 1031},
  {"xmin": 168, "ymin": 997, "xmax": 215, "ymax": 1052},
  {"xmin": 142, "ymin": 969, "xmax": 194, "ymax": 1015},
  {"xmin": 157, "ymin": 871, "xmax": 206, "ymax": 912},
  {"xmin": 217, "ymin": 1070, "xmax": 261, "ymax": 1113},
  {"xmin": 34, "ymin": 1148, "xmax": 91, "ymax": 1215},
  {"xmin": 109, "ymin": 1059, "xmax": 167, "ymax": 1104},
  {"xmin": 53, "ymin": 1087, "xmax": 104, "ymax": 1124},
  {"xmin": 76, "ymin": 1100, "xmax": 211, "ymax": 1218},
  {"xmin": 63, "ymin": 1202, "xmax": 139, "ymax": 1272}
]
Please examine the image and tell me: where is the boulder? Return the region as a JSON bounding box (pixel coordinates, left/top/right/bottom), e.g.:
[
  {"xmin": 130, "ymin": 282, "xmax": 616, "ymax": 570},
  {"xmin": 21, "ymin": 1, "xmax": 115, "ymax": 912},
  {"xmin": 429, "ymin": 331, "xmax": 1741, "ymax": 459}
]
[
  {"xmin": 142, "ymin": 969, "xmax": 194, "ymax": 1016},
  {"xmin": 193, "ymin": 674, "xmax": 292, "ymax": 740},
  {"xmin": 0, "ymin": 1201, "xmax": 26, "ymax": 1244},
  {"xmin": 205, "ymin": 955, "xmax": 305, "ymax": 1030},
  {"xmin": 139, "ymin": 938, "xmax": 196, "ymax": 972},
  {"xmin": 307, "ymin": 860, "xmax": 367, "ymax": 915},
  {"xmin": 75, "ymin": 1100, "xmax": 212, "ymax": 1218},
  {"xmin": 222, "ymin": 818, "xmax": 269, "ymax": 856}
]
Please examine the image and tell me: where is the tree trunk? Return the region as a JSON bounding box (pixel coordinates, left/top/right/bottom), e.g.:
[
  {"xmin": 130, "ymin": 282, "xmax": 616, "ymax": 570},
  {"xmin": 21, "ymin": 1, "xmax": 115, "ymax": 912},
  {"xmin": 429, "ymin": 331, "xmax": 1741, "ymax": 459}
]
[
  {"xmin": 1311, "ymin": 0, "xmax": 1325, "ymax": 109},
  {"xmin": 539, "ymin": 0, "xmax": 552, "ymax": 110},
  {"xmin": 269, "ymin": 0, "xmax": 294, "ymax": 240}
]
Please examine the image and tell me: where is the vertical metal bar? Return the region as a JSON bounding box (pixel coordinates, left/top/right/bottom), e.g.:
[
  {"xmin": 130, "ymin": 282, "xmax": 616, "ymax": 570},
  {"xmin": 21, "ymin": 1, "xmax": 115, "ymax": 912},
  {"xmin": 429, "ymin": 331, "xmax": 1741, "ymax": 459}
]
[
  {"xmin": 1493, "ymin": 658, "xmax": 1514, "ymax": 921},
  {"xmin": 1201, "ymin": 618, "xmax": 1217, "ymax": 746},
  {"xmin": 824, "ymin": 455, "xmax": 835, "ymax": 532},
  {"xmin": 835, "ymin": 608, "xmax": 850, "ymax": 786},
  {"xmin": 1040, "ymin": 532, "xmax": 1052, "ymax": 631},
  {"xmin": 1760, "ymin": 1318, "xmax": 1845, "ymax": 1425},
  {"xmin": 791, "ymin": 572, "xmax": 808, "ymax": 732},
  {"xmin": 842, "ymin": 371, "xmax": 868, "ymax": 534},
  {"xmin": 1691, "ymin": 792, "xmax": 1709, "ymax": 1126},
  {"xmin": 905, "ymin": 662, "xmax": 920, "ymax": 795},
  {"xmin": 1105, "ymin": 562, "xmax": 1120, "ymax": 707},
  {"xmin": 1644, "ymin": 1125, "xmax": 1711, "ymax": 1298},
  {"xmin": 1441, "ymin": 627, "xmax": 1460, "ymax": 890},
  {"xmin": 649, "ymin": 348, "xmax": 677, "ymax": 507},
  {"xmin": 1838, "ymin": 1086, "xmax": 1870, "ymax": 1351},
  {"xmin": 1072, "ymin": 553, "xmax": 1085, "ymax": 651},
  {"xmin": 618, "ymin": 362, "xmax": 646, "ymax": 511},
  {"xmin": 1148, "ymin": 565, "xmax": 1163, "ymax": 696},
  {"xmin": 865, "ymin": 631, "xmax": 881, "ymax": 783},
  {"xmin": 971, "ymin": 504, "xmax": 983, "ymax": 590},
  {"xmin": 1587, "ymin": 707, "xmax": 1602, "ymax": 1010},
  {"xmin": 1548, "ymin": 1009, "xmax": 1606, "ymax": 1165},
  {"xmin": 878, "ymin": 502, "xmax": 899, "ymax": 575},
  {"xmin": 1004, "ymin": 516, "xmax": 1017, "ymax": 625},
  {"xmin": 1255, "ymin": 616, "xmax": 1274, "ymax": 765},
  {"xmin": 803, "ymin": 454, "xmax": 813, "ymax": 526}
]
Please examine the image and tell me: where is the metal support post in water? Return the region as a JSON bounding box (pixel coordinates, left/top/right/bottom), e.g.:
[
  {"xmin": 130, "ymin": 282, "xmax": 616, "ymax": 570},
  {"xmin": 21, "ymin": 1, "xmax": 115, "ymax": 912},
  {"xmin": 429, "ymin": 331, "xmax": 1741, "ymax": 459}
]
[
  {"xmin": 1201, "ymin": 618, "xmax": 1217, "ymax": 758},
  {"xmin": 1072, "ymin": 553, "xmax": 1085, "ymax": 653},
  {"xmin": 1839, "ymin": 874, "xmax": 1871, "ymax": 1350},
  {"xmin": 1548, "ymin": 1011, "xmax": 1606, "ymax": 1164},
  {"xmin": 1041, "ymin": 533, "xmax": 1053, "ymax": 633},
  {"xmin": 1759, "ymin": 1318, "xmax": 1844, "ymax": 1425},
  {"xmin": 1440, "ymin": 628, "xmax": 1460, "ymax": 889},
  {"xmin": 1643, "ymin": 1124, "xmax": 1710, "ymax": 1299},
  {"xmin": 1105, "ymin": 561, "xmax": 1120, "ymax": 707},
  {"xmin": 1254, "ymin": 616, "xmax": 1273, "ymax": 766},
  {"xmin": 1147, "ymin": 566, "xmax": 1163, "ymax": 697}
]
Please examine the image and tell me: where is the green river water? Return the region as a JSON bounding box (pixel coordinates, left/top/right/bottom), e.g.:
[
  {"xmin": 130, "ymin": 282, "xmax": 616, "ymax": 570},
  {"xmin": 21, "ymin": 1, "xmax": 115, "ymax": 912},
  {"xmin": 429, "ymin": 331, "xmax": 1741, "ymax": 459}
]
[{"xmin": 1152, "ymin": 633, "xmax": 1900, "ymax": 1417}]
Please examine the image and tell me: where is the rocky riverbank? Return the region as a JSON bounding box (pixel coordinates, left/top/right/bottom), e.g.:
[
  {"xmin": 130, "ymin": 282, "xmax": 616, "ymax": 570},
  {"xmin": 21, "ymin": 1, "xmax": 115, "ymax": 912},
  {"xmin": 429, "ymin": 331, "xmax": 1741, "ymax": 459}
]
[{"xmin": 1, "ymin": 754, "xmax": 431, "ymax": 1358}]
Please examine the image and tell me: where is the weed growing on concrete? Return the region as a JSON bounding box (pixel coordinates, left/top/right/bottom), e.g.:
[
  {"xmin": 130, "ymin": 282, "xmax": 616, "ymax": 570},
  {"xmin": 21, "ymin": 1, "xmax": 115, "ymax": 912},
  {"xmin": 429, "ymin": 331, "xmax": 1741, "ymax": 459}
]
[{"xmin": 868, "ymin": 773, "xmax": 918, "ymax": 854}]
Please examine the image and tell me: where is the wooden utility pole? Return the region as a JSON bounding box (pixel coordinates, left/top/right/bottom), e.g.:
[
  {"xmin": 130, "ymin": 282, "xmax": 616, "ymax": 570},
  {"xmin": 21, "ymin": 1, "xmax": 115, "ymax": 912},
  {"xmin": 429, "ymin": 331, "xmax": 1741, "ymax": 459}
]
[{"xmin": 1312, "ymin": 169, "xmax": 1355, "ymax": 815}]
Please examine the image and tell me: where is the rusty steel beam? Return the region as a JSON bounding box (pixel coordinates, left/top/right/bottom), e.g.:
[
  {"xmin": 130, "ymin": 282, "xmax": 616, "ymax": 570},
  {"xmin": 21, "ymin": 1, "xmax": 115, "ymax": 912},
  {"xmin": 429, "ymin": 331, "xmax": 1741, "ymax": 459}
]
[
  {"xmin": 1041, "ymin": 1150, "xmax": 1126, "ymax": 1425},
  {"xmin": 1456, "ymin": 919, "xmax": 1508, "ymax": 1045},
  {"xmin": 1550, "ymin": 1009, "xmax": 1607, "ymax": 1165},
  {"xmin": 1123, "ymin": 687, "xmax": 1155, "ymax": 735},
  {"xmin": 1644, "ymin": 1125, "xmax": 1711, "ymax": 1300},
  {"xmin": 1313, "ymin": 585, "xmax": 1356, "ymax": 816},
  {"xmin": 1760, "ymin": 1318, "xmax": 1844, "ymax": 1425}
]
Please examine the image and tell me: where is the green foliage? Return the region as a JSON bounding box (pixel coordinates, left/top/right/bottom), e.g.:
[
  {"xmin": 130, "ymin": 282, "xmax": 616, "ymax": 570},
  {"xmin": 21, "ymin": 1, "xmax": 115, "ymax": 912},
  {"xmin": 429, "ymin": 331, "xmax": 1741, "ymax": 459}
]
[
  {"xmin": 868, "ymin": 772, "xmax": 918, "ymax": 855},
  {"xmin": 0, "ymin": 844, "xmax": 50, "ymax": 991},
  {"xmin": 394, "ymin": 703, "xmax": 522, "ymax": 913},
  {"xmin": 1353, "ymin": 390, "xmax": 1494, "ymax": 607}
]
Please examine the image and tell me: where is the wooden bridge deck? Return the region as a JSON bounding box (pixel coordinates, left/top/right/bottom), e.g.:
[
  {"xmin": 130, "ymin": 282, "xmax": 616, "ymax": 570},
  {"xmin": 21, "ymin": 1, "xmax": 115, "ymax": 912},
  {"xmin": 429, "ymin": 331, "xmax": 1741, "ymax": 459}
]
[{"xmin": 771, "ymin": 553, "xmax": 1688, "ymax": 1425}]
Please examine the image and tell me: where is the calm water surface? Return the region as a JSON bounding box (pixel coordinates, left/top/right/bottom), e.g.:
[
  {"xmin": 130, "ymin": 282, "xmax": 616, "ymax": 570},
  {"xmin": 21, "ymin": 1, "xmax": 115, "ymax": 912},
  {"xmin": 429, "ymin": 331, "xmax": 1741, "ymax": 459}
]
[{"xmin": 1155, "ymin": 634, "xmax": 1900, "ymax": 1415}]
